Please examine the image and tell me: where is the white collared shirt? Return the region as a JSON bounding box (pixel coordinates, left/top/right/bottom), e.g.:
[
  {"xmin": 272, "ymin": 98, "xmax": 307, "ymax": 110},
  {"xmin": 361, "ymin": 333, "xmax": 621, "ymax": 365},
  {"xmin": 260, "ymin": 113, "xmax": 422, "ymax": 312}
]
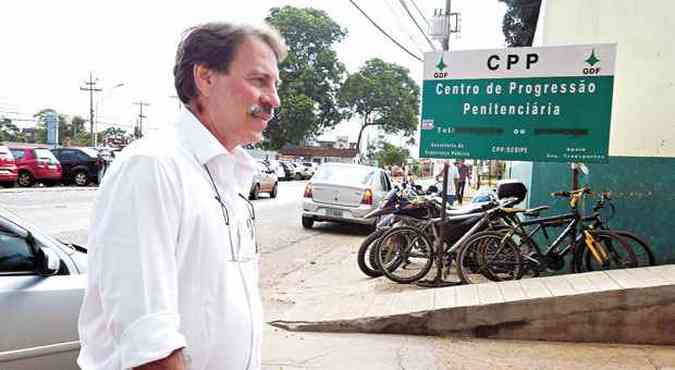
[{"xmin": 78, "ymin": 110, "xmax": 262, "ymax": 370}]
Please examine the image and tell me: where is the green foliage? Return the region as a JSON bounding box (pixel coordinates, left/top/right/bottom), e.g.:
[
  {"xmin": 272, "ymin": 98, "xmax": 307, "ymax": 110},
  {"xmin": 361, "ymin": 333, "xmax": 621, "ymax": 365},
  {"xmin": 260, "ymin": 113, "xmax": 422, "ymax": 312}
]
[
  {"xmin": 375, "ymin": 142, "xmax": 409, "ymax": 168},
  {"xmin": 499, "ymin": 0, "xmax": 542, "ymax": 47},
  {"xmin": 338, "ymin": 58, "xmax": 420, "ymax": 153},
  {"xmin": 0, "ymin": 118, "xmax": 20, "ymax": 142},
  {"xmin": 264, "ymin": 6, "xmax": 348, "ymax": 149}
]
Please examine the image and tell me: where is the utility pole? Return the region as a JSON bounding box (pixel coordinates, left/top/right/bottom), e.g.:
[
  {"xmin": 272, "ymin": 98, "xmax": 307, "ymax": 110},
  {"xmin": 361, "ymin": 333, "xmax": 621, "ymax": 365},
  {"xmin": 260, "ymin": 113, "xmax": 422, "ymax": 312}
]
[
  {"xmin": 417, "ymin": 0, "xmax": 457, "ymax": 289},
  {"xmin": 133, "ymin": 101, "xmax": 150, "ymax": 139},
  {"xmin": 443, "ymin": 0, "xmax": 452, "ymax": 51},
  {"xmin": 80, "ymin": 72, "xmax": 102, "ymax": 147}
]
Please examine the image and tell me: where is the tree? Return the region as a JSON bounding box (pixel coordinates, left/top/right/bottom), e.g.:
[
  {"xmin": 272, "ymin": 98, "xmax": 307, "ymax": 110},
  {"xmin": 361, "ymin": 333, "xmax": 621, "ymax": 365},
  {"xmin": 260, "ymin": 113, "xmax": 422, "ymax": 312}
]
[
  {"xmin": 499, "ymin": 0, "xmax": 542, "ymax": 47},
  {"xmin": 0, "ymin": 118, "xmax": 20, "ymax": 142},
  {"xmin": 338, "ymin": 58, "xmax": 420, "ymax": 155},
  {"xmin": 264, "ymin": 6, "xmax": 348, "ymax": 149},
  {"xmin": 375, "ymin": 142, "xmax": 409, "ymax": 168}
]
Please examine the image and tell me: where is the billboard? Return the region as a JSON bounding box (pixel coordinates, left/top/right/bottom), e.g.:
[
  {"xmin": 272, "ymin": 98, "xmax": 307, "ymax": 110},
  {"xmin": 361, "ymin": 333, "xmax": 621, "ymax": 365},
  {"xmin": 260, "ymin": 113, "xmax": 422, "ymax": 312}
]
[{"xmin": 419, "ymin": 44, "xmax": 616, "ymax": 163}]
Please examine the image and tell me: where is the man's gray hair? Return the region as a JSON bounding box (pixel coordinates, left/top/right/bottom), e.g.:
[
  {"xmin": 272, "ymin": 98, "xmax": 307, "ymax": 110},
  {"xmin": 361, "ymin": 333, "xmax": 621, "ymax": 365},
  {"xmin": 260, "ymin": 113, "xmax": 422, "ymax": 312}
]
[{"xmin": 173, "ymin": 22, "xmax": 287, "ymax": 106}]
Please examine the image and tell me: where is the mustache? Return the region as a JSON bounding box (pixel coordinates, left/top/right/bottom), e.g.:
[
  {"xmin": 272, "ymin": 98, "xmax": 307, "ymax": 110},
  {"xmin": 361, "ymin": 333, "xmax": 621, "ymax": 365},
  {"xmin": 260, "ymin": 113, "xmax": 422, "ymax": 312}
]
[{"xmin": 248, "ymin": 105, "xmax": 274, "ymax": 119}]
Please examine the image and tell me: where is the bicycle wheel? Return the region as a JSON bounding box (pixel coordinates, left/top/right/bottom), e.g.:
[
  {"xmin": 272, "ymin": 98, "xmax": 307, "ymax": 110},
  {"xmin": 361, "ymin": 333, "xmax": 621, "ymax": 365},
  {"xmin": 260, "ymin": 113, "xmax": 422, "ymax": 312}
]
[
  {"xmin": 582, "ymin": 231, "xmax": 638, "ymax": 272},
  {"xmin": 375, "ymin": 226, "xmax": 434, "ymax": 284},
  {"xmin": 611, "ymin": 230, "xmax": 656, "ymax": 267},
  {"xmin": 457, "ymin": 231, "xmax": 522, "ymax": 284},
  {"xmin": 357, "ymin": 229, "xmax": 385, "ymax": 278},
  {"xmin": 491, "ymin": 227, "xmax": 540, "ymax": 278}
]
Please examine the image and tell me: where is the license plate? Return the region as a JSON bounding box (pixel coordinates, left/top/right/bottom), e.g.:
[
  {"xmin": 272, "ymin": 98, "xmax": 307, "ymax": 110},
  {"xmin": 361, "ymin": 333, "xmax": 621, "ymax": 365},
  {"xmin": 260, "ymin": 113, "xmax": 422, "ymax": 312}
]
[{"xmin": 325, "ymin": 208, "xmax": 343, "ymax": 217}]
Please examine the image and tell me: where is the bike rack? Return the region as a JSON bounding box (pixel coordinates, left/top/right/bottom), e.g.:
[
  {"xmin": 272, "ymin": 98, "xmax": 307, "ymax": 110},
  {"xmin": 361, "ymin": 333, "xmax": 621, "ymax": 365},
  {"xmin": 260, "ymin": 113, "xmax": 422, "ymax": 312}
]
[{"xmin": 416, "ymin": 161, "xmax": 464, "ymax": 288}]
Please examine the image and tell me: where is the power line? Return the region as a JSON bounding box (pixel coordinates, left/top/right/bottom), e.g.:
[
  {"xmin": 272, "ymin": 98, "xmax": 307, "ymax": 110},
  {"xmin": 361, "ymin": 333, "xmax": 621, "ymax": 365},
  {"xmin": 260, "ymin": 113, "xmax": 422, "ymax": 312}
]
[
  {"xmin": 398, "ymin": 0, "xmax": 437, "ymax": 51},
  {"xmin": 347, "ymin": 0, "xmax": 423, "ymax": 62},
  {"xmin": 80, "ymin": 72, "xmax": 102, "ymax": 145},
  {"xmin": 133, "ymin": 101, "xmax": 150, "ymax": 138},
  {"xmin": 409, "ymin": 0, "xmax": 430, "ymax": 28},
  {"xmin": 382, "ymin": 0, "xmax": 425, "ymax": 54}
]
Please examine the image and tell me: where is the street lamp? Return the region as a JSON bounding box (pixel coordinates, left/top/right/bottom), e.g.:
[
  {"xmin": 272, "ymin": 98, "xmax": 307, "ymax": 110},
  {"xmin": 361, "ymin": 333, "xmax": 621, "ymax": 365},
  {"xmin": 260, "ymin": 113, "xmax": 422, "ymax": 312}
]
[{"xmin": 95, "ymin": 82, "xmax": 126, "ymax": 147}]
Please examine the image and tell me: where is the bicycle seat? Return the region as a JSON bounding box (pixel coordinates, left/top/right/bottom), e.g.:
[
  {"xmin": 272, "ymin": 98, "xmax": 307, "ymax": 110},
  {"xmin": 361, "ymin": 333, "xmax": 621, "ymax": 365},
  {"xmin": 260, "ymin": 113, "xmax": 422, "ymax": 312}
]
[{"xmin": 446, "ymin": 202, "xmax": 490, "ymax": 216}]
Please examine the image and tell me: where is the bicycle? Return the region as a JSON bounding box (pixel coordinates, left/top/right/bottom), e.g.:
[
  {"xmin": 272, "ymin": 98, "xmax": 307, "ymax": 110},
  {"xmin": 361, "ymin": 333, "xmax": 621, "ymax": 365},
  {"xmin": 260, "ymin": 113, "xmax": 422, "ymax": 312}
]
[
  {"xmin": 373, "ymin": 197, "xmax": 530, "ymax": 284},
  {"xmin": 456, "ymin": 187, "xmax": 639, "ymax": 284}
]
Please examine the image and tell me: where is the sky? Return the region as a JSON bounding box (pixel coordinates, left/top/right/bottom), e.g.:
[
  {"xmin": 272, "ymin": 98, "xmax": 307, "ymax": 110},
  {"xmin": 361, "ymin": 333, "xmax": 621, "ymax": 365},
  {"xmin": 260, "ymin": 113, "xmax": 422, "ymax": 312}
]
[{"xmin": 0, "ymin": 0, "xmax": 506, "ymax": 151}]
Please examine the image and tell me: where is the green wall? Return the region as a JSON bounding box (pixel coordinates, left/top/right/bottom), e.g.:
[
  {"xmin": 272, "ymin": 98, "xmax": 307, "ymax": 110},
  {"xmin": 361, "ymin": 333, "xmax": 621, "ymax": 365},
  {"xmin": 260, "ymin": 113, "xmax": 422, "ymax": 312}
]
[{"xmin": 529, "ymin": 156, "xmax": 675, "ymax": 264}]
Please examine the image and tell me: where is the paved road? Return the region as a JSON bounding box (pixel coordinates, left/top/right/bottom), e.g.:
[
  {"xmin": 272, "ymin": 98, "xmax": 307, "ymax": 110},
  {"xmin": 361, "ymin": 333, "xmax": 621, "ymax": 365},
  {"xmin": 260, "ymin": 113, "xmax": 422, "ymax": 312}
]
[{"xmin": 2, "ymin": 184, "xmax": 674, "ymax": 369}]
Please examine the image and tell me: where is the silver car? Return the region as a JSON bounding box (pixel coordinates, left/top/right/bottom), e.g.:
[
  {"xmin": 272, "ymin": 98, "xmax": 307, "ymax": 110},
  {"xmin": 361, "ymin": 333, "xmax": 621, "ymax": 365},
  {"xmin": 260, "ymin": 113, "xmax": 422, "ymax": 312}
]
[
  {"xmin": 301, "ymin": 163, "xmax": 394, "ymax": 228},
  {"xmin": 0, "ymin": 207, "xmax": 86, "ymax": 370},
  {"xmin": 249, "ymin": 161, "xmax": 279, "ymax": 200}
]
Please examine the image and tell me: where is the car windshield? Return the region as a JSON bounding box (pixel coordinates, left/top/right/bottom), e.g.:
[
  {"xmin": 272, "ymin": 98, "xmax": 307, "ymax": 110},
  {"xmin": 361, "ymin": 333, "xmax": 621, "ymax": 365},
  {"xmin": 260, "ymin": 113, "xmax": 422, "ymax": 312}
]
[
  {"xmin": 34, "ymin": 149, "xmax": 58, "ymax": 163},
  {"xmin": 0, "ymin": 206, "xmax": 66, "ymax": 250},
  {"xmin": 0, "ymin": 146, "xmax": 12, "ymax": 159},
  {"xmin": 313, "ymin": 165, "xmax": 377, "ymax": 185},
  {"xmin": 80, "ymin": 148, "xmax": 100, "ymax": 158}
]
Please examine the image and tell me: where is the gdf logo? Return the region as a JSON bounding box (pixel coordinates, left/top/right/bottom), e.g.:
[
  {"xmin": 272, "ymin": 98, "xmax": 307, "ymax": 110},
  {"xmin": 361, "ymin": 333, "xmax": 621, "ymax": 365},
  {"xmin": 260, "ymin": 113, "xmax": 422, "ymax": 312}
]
[
  {"xmin": 583, "ymin": 49, "xmax": 601, "ymax": 75},
  {"xmin": 434, "ymin": 56, "xmax": 448, "ymax": 78}
]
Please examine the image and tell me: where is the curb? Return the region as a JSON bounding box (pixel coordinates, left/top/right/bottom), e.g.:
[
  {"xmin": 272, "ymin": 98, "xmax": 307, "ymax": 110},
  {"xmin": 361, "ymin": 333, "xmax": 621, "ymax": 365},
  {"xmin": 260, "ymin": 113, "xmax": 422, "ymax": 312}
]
[{"xmin": 0, "ymin": 186, "xmax": 99, "ymax": 194}]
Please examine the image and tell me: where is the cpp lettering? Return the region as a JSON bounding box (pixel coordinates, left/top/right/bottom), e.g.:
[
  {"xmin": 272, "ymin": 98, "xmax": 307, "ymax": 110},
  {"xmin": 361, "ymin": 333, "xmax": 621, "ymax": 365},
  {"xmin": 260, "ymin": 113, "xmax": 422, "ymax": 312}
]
[{"xmin": 487, "ymin": 53, "xmax": 539, "ymax": 70}]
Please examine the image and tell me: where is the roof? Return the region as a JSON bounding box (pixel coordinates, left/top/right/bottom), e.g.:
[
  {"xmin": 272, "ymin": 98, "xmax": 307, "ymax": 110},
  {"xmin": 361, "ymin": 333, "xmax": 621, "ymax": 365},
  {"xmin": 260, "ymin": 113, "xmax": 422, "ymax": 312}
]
[{"xmin": 279, "ymin": 146, "xmax": 358, "ymax": 158}]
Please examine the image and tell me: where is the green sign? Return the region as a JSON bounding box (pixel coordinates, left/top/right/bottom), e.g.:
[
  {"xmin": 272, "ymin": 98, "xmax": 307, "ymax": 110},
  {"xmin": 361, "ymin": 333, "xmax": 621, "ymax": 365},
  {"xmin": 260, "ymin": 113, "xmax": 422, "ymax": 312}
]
[{"xmin": 419, "ymin": 44, "xmax": 616, "ymax": 163}]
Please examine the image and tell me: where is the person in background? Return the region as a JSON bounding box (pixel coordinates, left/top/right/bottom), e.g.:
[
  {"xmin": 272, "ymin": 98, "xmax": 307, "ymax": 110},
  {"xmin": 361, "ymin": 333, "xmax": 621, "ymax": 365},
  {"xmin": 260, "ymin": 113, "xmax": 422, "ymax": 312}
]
[
  {"xmin": 435, "ymin": 160, "xmax": 459, "ymax": 206},
  {"xmin": 455, "ymin": 159, "xmax": 471, "ymax": 205}
]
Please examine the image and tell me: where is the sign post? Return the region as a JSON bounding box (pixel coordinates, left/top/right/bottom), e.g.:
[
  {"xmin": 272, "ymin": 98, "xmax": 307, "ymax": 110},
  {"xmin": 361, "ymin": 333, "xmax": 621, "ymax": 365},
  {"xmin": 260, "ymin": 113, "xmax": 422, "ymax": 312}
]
[
  {"xmin": 420, "ymin": 44, "xmax": 616, "ymax": 163},
  {"xmin": 45, "ymin": 111, "xmax": 59, "ymax": 147}
]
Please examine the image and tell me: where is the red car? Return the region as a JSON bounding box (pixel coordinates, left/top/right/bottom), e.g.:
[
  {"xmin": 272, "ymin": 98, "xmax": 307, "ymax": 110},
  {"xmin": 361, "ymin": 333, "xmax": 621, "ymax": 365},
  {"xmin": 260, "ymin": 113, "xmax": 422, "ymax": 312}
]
[
  {"xmin": 9, "ymin": 146, "xmax": 62, "ymax": 187},
  {"xmin": 0, "ymin": 145, "xmax": 18, "ymax": 188}
]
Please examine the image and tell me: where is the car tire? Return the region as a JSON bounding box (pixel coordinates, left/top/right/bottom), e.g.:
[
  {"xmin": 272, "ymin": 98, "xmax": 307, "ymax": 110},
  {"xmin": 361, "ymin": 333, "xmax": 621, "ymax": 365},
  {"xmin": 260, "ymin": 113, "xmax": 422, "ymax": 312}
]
[
  {"xmin": 17, "ymin": 171, "xmax": 34, "ymax": 187},
  {"xmin": 249, "ymin": 184, "xmax": 260, "ymax": 200},
  {"xmin": 294, "ymin": 173, "xmax": 303, "ymax": 181},
  {"xmin": 301, "ymin": 216, "xmax": 314, "ymax": 229},
  {"xmin": 74, "ymin": 170, "xmax": 89, "ymax": 186},
  {"xmin": 270, "ymin": 182, "xmax": 278, "ymax": 198}
]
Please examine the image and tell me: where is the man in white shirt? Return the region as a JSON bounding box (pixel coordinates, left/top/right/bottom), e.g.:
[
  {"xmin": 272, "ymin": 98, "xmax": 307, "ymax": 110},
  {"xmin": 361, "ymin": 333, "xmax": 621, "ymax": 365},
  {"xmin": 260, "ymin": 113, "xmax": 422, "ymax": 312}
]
[
  {"xmin": 77, "ymin": 23, "xmax": 287, "ymax": 370},
  {"xmin": 435, "ymin": 160, "xmax": 460, "ymax": 206}
]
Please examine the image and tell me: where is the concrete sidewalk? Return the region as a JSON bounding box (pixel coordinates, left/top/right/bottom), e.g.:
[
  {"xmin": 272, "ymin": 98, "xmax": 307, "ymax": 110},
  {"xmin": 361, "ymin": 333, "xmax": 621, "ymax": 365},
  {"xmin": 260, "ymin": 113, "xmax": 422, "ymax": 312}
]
[
  {"xmin": 270, "ymin": 265, "xmax": 675, "ymax": 345},
  {"xmin": 261, "ymin": 228, "xmax": 675, "ymax": 369}
]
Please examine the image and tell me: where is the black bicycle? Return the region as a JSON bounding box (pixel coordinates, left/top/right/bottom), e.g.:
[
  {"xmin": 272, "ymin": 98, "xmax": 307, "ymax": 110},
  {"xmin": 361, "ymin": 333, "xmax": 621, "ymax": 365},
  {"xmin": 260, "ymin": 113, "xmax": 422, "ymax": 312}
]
[
  {"xmin": 456, "ymin": 187, "xmax": 639, "ymax": 284},
  {"xmin": 373, "ymin": 197, "xmax": 529, "ymax": 284}
]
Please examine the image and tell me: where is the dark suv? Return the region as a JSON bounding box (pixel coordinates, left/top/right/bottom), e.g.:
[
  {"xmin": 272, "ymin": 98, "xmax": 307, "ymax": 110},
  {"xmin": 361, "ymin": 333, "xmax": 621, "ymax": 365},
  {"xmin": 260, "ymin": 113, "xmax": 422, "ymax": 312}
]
[
  {"xmin": 50, "ymin": 147, "xmax": 102, "ymax": 186},
  {"xmin": 8, "ymin": 146, "xmax": 62, "ymax": 187}
]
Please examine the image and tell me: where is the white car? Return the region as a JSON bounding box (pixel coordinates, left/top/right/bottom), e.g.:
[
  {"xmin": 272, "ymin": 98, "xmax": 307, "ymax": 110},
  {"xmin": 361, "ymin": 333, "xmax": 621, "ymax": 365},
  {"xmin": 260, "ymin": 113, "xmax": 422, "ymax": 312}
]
[
  {"xmin": 301, "ymin": 163, "xmax": 394, "ymax": 228},
  {"xmin": 249, "ymin": 161, "xmax": 279, "ymax": 200},
  {"xmin": 0, "ymin": 206, "xmax": 87, "ymax": 370},
  {"xmin": 266, "ymin": 160, "xmax": 287, "ymax": 180}
]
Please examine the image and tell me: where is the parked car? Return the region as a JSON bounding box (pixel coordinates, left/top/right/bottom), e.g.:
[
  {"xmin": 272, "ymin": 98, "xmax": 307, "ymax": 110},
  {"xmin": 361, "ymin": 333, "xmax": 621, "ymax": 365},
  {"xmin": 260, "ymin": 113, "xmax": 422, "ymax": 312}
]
[
  {"xmin": 0, "ymin": 145, "xmax": 18, "ymax": 188},
  {"xmin": 9, "ymin": 146, "xmax": 62, "ymax": 187},
  {"xmin": 301, "ymin": 163, "xmax": 394, "ymax": 229},
  {"xmin": 282, "ymin": 161, "xmax": 304, "ymax": 180},
  {"xmin": 50, "ymin": 147, "xmax": 102, "ymax": 186},
  {"xmin": 266, "ymin": 159, "xmax": 288, "ymax": 181},
  {"xmin": 249, "ymin": 161, "xmax": 279, "ymax": 200},
  {"xmin": 301, "ymin": 161, "xmax": 318, "ymax": 179},
  {"xmin": 0, "ymin": 206, "xmax": 87, "ymax": 370}
]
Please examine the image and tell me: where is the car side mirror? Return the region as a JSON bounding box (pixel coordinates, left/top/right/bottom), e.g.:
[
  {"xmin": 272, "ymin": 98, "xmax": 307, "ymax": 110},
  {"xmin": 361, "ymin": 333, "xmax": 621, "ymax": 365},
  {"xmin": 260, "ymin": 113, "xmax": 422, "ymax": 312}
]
[
  {"xmin": 38, "ymin": 248, "xmax": 61, "ymax": 276},
  {"xmin": 26, "ymin": 232, "xmax": 59, "ymax": 276}
]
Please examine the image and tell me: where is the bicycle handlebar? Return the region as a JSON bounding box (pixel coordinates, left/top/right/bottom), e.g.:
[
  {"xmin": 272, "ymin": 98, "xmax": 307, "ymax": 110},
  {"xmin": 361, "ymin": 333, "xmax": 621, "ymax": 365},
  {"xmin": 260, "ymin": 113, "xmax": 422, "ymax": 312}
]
[{"xmin": 550, "ymin": 187, "xmax": 592, "ymax": 198}]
